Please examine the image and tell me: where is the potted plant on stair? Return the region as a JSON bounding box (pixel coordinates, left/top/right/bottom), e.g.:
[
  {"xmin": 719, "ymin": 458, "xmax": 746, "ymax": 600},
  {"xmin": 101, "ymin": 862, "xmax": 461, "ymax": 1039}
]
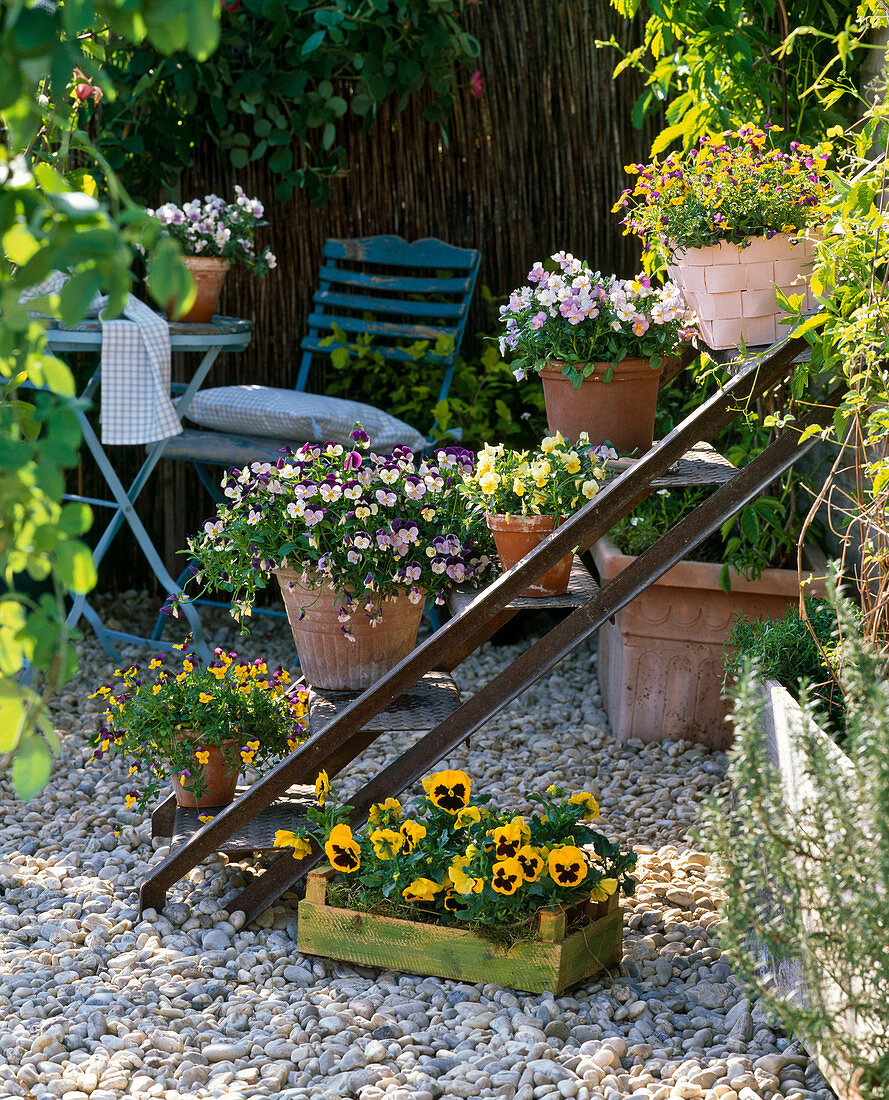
[
  {"xmin": 274, "ymin": 768, "xmax": 638, "ymax": 993},
  {"xmin": 148, "ymin": 187, "xmax": 277, "ymax": 323},
  {"xmin": 183, "ymin": 427, "xmax": 492, "ymax": 690},
  {"xmin": 498, "ymin": 253, "xmax": 693, "ymax": 450},
  {"xmin": 462, "ymin": 432, "xmax": 608, "ymax": 597},
  {"xmin": 616, "ymin": 124, "xmax": 829, "ymax": 350},
  {"xmin": 90, "ymin": 640, "xmax": 310, "ymax": 812}
]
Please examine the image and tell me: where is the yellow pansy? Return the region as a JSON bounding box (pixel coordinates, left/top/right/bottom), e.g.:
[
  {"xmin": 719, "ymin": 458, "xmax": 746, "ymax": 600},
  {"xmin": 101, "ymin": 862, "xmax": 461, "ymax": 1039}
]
[
  {"xmin": 399, "ymin": 819, "xmax": 427, "ymax": 853},
  {"xmin": 315, "ymin": 770, "xmax": 331, "ymax": 806},
  {"xmin": 454, "ymin": 805, "xmax": 481, "ymax": 829},
  {"xmin": 198, "ymin": 692, "xmax": 213, "ymax": 704},
  {"xmin": 369, "ymin": 828, "xmax": 404, "ymax": 860},
  {"xmin": 448, "ymin": 855, "xmax": 484, "ymax": 895},
  {"xmin": 589, "ymin": 877, "xmax": 619, "ymax": 902},
  {"xmin": 548, "ymin": 845, "xmax": 589, "ymax": 887},
  {"xmin": 368, "ymin": 798, "xmax": 402, "ymax": 826},
  {"xmin": 422, "ymin": 769, "xmax": 471, "ymax": 813},
  {"xmin": 402, "ymin": 878, "xmax": 442, "ymax": 904},
  {"xmin": 324, "ymin": 824, "xmax": 360, "ymax": 872},
  {"xmin": 569, "ymin": 791, "xmax": 600, "ymax": 818},
  {"xmin": 491, "ymin": 857, "xmax": 523, "ymax": 895},
  {"xmin": 274, "ymin": 830, "xmax": 312, "ymax": 860},
  {"xmin": 516, "ymin": 845, "xmax": 545, "ymax": 882},
  {"xmin": 195, "ymin": 750, "xmax": 209, "ymax": 765}
]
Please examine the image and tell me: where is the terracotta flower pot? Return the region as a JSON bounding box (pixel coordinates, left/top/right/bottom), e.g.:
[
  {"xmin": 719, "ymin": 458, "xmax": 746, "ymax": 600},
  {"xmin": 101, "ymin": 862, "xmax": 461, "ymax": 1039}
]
[
  {"xmin": 486, "ymin": 513, "xmax": 573, "ymax": 598},
  {"xmin": 539, "ymin": 359, "xmax": 664, "ymax": 453},
  {"xmin": 172, "ymin": 741, "xmax": 240, "ymax": 808},
  {"xmin": 591, "ymin": 536, "xmax": 826, "ymax": 749},
  {"xmin": 273, "ymin": 568, "xmax": 424, "ymax": 690},
  {"xmin": 166, "ymin": 257, "xmax": 230, "ymax": 324},
  {"xmin": 666, "ymin": 233, "xmax": 818, "ymax": 350}
]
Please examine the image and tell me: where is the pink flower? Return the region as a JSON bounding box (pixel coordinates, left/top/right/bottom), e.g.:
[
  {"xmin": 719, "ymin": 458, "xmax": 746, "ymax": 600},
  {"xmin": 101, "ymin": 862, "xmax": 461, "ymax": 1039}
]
[
  {"xmin": 470, "ymin": 70, "xmax": 483, "ymax": 99},
  {"xmin": 530, "ymin": 311, "xmax": 547, "ymax": 330}
]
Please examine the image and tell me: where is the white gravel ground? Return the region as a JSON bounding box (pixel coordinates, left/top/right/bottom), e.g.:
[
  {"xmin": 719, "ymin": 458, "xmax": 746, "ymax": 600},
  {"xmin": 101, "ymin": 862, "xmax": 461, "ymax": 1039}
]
[{"xmin": 0, "ymin": 594, "xmax": 833, "ymax": 1100}]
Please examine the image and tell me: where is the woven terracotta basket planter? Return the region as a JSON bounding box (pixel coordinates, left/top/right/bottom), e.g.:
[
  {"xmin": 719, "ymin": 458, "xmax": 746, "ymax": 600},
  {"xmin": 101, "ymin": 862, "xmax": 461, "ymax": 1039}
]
[{"xmin": 666, "ymin": 233, "xmax": 818, "ymax": 350}]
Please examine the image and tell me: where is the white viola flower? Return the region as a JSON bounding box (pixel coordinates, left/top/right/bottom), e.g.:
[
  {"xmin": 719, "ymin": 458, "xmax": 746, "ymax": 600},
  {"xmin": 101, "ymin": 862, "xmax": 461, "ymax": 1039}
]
[
  {"xmin": 319, "ymin": 483, "xmax": 342, "ymax": 502},
  {"xmin": 537, "ymin": 288, "xmax": 558, "ymax": 309},
  {"xmin": 265, "ymin": 250, "xmax": 277, "ymax": 269},
  {"xmin": 513, "ymin": 367, "xmax": 527, "ymax": 381},
  {"xmin": 286, "ymin": 501, "xmax": 304, "ymax": 519},
  {"xmin": 203, "ymin": 519, "xmax": 224, "ymax": 536}
]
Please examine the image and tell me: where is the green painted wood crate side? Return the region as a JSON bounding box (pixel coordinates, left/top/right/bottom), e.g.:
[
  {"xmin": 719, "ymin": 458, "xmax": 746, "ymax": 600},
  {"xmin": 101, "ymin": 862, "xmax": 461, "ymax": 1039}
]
[{"xmin": 297, "ymin": 868, "xmax": 623, "ymax": 994}]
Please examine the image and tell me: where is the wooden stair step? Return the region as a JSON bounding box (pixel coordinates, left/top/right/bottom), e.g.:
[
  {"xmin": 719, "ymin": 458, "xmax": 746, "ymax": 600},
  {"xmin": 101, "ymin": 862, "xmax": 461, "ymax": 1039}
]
[
  {"xmin": 308, "ymin": 670, "xmax": 461, "ymax": 736},
  {"xmin": 447, "ymin": 555, "xmax": 598, "ymax": 618},
  {"xmin": 162, "ymin": 784, "xmax": 316, "ymax": 856}
]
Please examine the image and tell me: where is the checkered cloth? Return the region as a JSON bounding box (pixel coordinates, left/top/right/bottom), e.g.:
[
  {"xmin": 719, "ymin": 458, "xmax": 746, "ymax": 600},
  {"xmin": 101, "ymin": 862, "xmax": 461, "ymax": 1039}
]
[{"xmin": 20, "ymin": 272, "xmax": 182, "ymax": 446}]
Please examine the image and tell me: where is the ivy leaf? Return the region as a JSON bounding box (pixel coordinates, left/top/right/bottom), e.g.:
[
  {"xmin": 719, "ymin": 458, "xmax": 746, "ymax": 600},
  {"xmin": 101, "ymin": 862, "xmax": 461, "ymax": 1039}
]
[{"xmin": 302, "ymin": 29, "xmax": 326, "ymax": 56}]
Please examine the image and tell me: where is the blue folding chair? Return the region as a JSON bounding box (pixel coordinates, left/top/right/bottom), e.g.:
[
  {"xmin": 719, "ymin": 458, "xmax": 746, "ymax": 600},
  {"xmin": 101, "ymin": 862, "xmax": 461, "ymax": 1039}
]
[
  {"xmin": 160, "ymin": 235, "xmax": 481, "ymax": 499},
  {"xmin": 154, "ymin": 235, "xmax": 481, "ymax": 641}
]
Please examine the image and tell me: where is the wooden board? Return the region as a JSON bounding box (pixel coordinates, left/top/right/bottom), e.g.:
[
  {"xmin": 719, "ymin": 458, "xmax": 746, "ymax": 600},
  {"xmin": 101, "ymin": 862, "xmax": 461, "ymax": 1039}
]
[{"xmin": 298, "ymin": 865, "xmax": 622, "ymax": 995}]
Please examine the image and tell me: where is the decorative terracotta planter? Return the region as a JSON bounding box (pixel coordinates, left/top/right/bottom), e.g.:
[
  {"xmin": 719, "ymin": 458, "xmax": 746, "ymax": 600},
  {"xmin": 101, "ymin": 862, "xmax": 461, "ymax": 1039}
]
[
  {"xmin": 592, "ymin": 536, "xmax": 825, "ymax": 749},
  {"xmin": 486, "ymin": 513, "xmax": 573, "ymax": 598},
  {"xmin": 273, "ymin": 568, "xmax": 424, "ymax": 690},
  {"xmin": 172, "ymin": 741, "xmax": 240, "ymax": 808},
  {"xmin": 539, "ymin": 359, "xmax": 664, "ymax": 452},
  {"xmin": 166, "ymin": 257, "xmax": 230, "ymax": 323},
  {"xmin": 666, "ymin": 233, "xmax": 818, "ymax": 350}
]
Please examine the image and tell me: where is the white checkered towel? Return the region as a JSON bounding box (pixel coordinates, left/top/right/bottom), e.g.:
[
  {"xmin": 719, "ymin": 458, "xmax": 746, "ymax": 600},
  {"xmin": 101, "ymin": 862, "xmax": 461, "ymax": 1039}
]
[{"xmin": 20, "ymin": 272, "xmax": 182, "ymax": 446}]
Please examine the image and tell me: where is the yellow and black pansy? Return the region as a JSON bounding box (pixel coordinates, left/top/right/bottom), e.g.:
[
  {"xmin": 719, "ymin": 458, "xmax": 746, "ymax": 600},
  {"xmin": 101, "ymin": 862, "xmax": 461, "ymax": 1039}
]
[
  {"xmin": 515, "ymin": 844, "xmax": 545, "ymax": 882},
  {"xmin": 273, "ymin": 830, "xmax": 312, "ymax": 861},
  {"xmin": 448, "ymin": 855, "xmax": 484, "ymax": 895},
  {"xmin": 402, "ymin": 877, "xmax": 442, "ymax": 904},
  {"xmin": 369, "ymin": 828, "xmax": 404, "ymax": 860},
  {"xmin": 547, "ymin": 845, "xmax": 588, "ymax": 887},
  {"xmin": 491, "ymin": 857, "xmax": 523, "ymax": 896},
  {"xmin": 442, "ymin": 889, "xmax": 459, "ymax": 912},
  {"xmin": 422, "ymin": 769, "xmax": 471, "ymax": 814},
  {"xmin": 399, "ymin": 819, "xmax": 427, "ymax": 853},
  {"xmin": 490, "ymin": 821, "xmax": 524, "ymax": 859},
  {"xmin": 324, "ymin": 823, "xmax": 361, "ymax": 873}
]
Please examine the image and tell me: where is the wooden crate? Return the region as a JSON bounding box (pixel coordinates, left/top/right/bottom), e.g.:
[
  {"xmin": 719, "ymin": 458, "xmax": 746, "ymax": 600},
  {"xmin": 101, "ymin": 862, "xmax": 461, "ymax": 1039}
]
[{"xmin": 298, "ymin": 865, "xmax": 623, "ymax": 994}]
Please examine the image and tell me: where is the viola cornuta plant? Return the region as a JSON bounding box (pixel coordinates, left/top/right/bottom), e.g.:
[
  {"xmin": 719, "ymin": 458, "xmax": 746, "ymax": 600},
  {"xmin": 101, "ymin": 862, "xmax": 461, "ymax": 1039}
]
[
  {"xmin": 462, "ymin": 433, "xmax": 608, "ymax": 522},
  {"xmin": 90, "ymin": 640, "xmax": 309, "ymax": 810},
  {"xmin": 617, "ymin": 124, "xmax": 831, "ymax": 258},
  {"xmin": 498, "ymin": 253, "xmax": 692, "ymax": 389},
  {"xmin": 182, "ymin": 427, "xmax": 493, "ymax": 631},
  {"xmin": 275, "ymin": 768, "xmax": 637, "ymax": 936},
  {"xmin": 147, "ymin": 187, "xmax": 276, "ymax": 274}
]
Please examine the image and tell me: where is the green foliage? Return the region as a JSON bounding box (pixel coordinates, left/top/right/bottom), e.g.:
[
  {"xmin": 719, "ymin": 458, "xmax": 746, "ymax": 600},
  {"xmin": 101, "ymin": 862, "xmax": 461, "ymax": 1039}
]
[
  {"xmin": 0, "ymin": 0, "xmax": 221, "ymax": 797},
  {"xmin": 702, "ymin": 582, "xmax": 889, "ymax": 1098},
  {"xmin": 723, "ymin": 597, "xmax": 846, "ymax": 731},
  {"xmin": 323, "ymin": 288, "xmax": 549, "ymax": 449},
  {"xmin": 600, "ymin": 0, "xmax": 867, "ymax": 150},
  {"xmin": 97, "ymin": 0, "xmax": 481, "ymax": 204},
  {"xmin": 93, "ymin": 644, "xmax": 310, "ymax": 811}
]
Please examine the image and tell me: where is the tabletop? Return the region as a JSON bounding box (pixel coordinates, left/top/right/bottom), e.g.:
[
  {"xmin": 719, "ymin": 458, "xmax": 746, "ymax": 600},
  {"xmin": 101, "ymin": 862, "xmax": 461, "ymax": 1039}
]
[{"xmin": 44, "ymin": 315, "xmax": 253, "ymax": 352}]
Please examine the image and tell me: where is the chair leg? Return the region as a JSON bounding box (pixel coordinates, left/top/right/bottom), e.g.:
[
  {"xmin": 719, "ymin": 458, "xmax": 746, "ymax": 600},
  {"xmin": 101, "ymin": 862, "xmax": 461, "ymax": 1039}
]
[{"xmin": 194, "ymin": 462, "xmax": 225, "ymax": 502}]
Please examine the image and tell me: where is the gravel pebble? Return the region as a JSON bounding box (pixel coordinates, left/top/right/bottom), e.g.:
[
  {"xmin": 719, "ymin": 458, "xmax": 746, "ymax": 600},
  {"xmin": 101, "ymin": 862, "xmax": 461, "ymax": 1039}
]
[{"xmin": 0, "ymin": 597, "xmax": 832, "ymax": 1100}]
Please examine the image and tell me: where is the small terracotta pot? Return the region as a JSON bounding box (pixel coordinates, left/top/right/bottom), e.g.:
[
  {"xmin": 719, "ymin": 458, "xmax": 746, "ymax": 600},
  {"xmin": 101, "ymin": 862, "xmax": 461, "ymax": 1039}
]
[
  {"xmin": 166, "ymin": 257, "xmax": 230, "ymax": 323},
  {"xmin": 666, "ymin": 232, "xmax": 818, "ymax": 350},
  {"xmin": 539, "ymin": 359, "xmax": 664, "ymax": 452},
  {"xmin": 486, "ymin": 513, "xmax": 573, "ymax": 598},
  {"xmin": 272, "ymin": 568, "xmax": 424, "ymax": 690},
  {"xmin": 172, "ymin": 741, "xmax": 240, "ymax": 808}
]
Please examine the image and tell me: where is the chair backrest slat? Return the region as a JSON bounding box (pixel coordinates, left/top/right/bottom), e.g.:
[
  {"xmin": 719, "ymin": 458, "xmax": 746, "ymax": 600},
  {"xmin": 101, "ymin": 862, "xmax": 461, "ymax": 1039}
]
[
  {"xmin": 307, "ymin": 311, "xmax": 455, "ymax": 345},
  {"xmin": 314, "ymin": 289, "xmax": 466, "ymax": 320},
  {"xmin": 317, "ymin": 265, "xmax": 473, "ymax": 295},
  {"xmin": 297, "ymin": 236, "xmax": 481, "ymax": 407}
]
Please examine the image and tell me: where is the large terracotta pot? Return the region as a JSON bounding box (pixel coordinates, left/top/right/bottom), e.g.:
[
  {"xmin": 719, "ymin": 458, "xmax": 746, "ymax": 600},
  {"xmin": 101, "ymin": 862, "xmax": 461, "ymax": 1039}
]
[
  {"xmin": 666, "ymin": 232, "xmax": 818, "ymax": 351},
  {"xmin": 592, "ymin": 536, "xmax": 825, "ymax": 750},
  {"xmin": 172, "ymin": 741, "xmax": 240, "ymax": 808},
  {"xmin": 486, "ymin": 513, "xmax": 573, "ymax": 598},
  {"xmin": 539, "ymin": 359, "xmax": 664, "ymax": 453},
  {"xmin": 166, "ymin": 257, "xmax": 230, "ymax": 323},
  {"xmin": 273, "ymin": 568, "xmax": 424, "ymax": 690}
]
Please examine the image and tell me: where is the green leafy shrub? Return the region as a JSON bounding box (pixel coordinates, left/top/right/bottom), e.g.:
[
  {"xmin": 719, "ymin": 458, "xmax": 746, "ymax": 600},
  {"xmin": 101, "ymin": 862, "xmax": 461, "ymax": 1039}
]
[
  {"xmin": 98, "ymin": 0, "xmax": 481, "ymax": 203},
  {"xmin": 723, "ymin": 597, "xmax": 846, "ymax": 731}
]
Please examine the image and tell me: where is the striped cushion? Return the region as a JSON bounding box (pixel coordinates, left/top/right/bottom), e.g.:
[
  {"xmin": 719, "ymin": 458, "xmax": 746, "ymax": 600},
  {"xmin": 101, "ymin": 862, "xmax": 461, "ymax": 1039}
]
[{"xmin": 186, "ymin": 386, "xmax": 427, "ymax": 451}]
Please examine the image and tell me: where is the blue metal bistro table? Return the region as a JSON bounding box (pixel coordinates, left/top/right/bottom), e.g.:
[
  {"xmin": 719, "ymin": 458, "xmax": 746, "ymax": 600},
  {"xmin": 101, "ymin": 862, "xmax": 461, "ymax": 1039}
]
[{"xmin": 44, "ymin": 316, "xmax": 252, "ymax": 664}]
